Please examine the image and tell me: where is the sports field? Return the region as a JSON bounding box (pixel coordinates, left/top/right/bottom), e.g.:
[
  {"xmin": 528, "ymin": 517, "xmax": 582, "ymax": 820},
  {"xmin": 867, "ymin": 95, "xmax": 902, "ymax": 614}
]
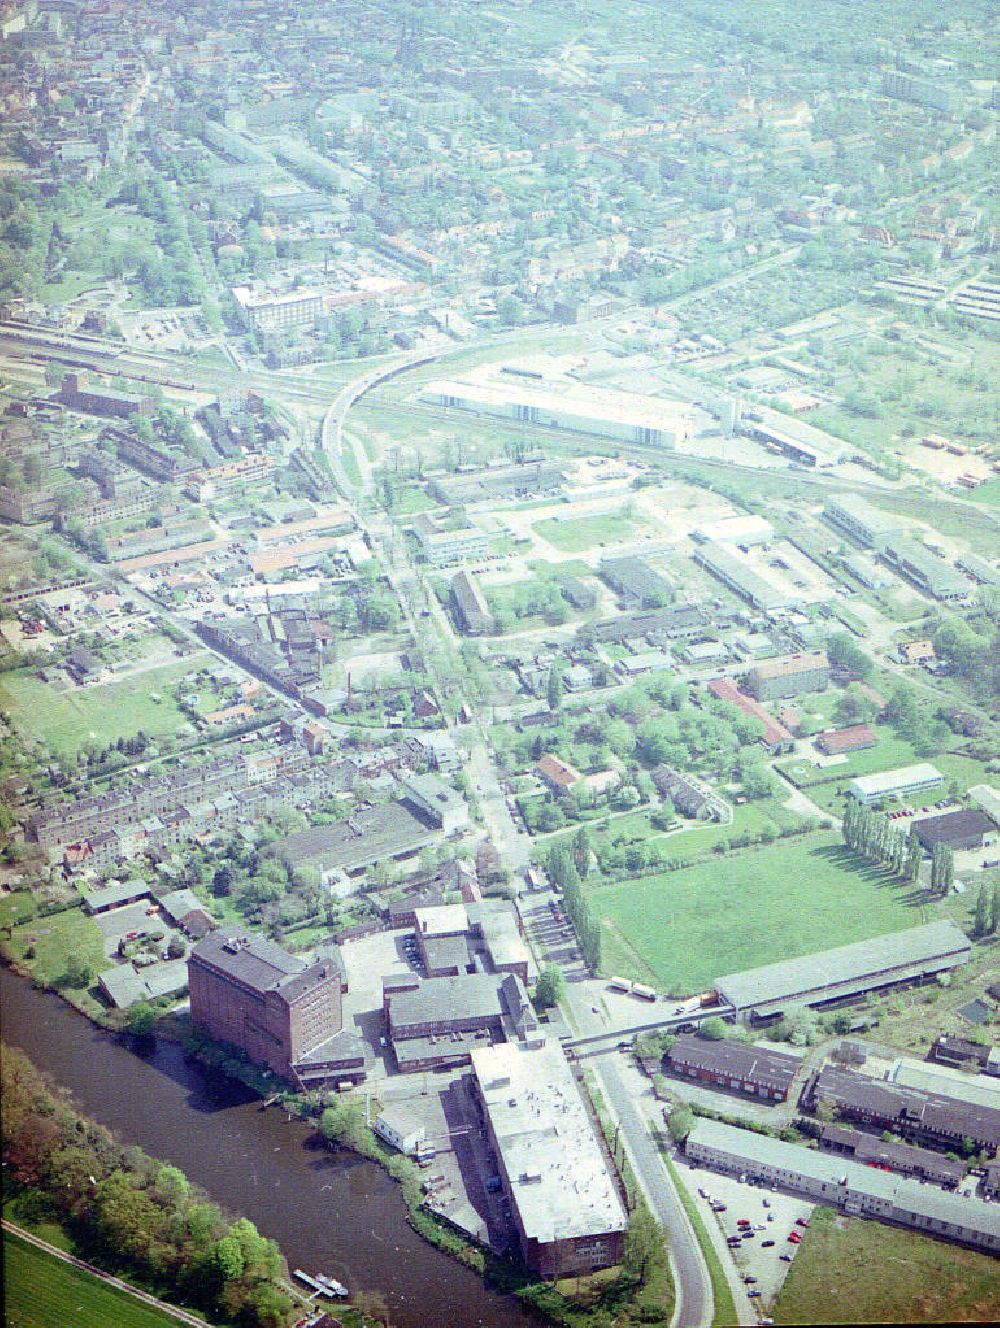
[
  {"xmin": 587, "ymin": 833, "xmax": 924, "ymax": 992},
  {"xmin": 774, "ymin": 1209, "xmax": 1000, "ymax": 1324},
  {"xmin": 3, "ymin": 1230, "xmax": 184, "ymax": 1328},
  {"xmin": 0, "ymin": 657, "xmax": 202, "ymax": 757}
]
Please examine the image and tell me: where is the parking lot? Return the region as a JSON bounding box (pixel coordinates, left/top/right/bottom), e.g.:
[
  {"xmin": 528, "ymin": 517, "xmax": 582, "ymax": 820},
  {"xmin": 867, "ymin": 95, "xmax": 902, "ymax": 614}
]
[
  {"xmin": 677, "ymin": 1154, "xmax": 816, "ymax": 1314},
  {"xmin": 93, "ymin": 900, "xmax": 172, "ymax": 960}
]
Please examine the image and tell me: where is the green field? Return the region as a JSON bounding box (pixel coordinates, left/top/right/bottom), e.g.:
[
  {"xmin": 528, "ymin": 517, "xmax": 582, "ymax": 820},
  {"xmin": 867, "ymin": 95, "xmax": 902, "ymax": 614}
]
[
  {"xmin": 587, "ymin": 833, "xmax": 925, "ymax": 992},
  {"xmin": 533, "ymin": 509, "xmax": 641, "ymax": 552},
  {"xmin": 0, "ymin": 658, "xmax": 202, "ymax": 757},
  {"xmin": 777, "ymin": 737, "xmax": 988, "ymax": 814},
  {"xmin": 8, "ymin": 908, "xmax": 106, "ymax": 990},
  {"xmin": 774, "ymin": 1209, "xmax": 1000, "ymax": 1324},
  {"xmin": 3, "ymin": 1230, "xmax": 185, "ymax": 1328}
]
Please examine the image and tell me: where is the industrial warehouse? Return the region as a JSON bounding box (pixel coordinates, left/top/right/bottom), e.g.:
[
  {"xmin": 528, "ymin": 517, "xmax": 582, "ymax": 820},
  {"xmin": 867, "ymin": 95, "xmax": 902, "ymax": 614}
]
[
  {"xmin": 685, "ymin": 1118, "xmax": 1000, "ymax": 1255},
  {"xmin": 713, "ymin": 920, "xmax": 972, "ymax": 1020}
]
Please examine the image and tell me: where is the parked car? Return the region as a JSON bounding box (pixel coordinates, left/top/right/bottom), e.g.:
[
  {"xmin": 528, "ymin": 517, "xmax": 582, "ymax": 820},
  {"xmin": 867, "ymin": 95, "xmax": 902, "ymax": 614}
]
[
  {"xmin": 796, "ymin": 1217, "xmax": 811, "ymax": 1227},
  {"xmin": 762, "ymin": 1240, "xmax": 775, "ymax": 1248},
  {"xmin": 788, "ymin": 1232, "xmax": 802, "ymax": 1244}
]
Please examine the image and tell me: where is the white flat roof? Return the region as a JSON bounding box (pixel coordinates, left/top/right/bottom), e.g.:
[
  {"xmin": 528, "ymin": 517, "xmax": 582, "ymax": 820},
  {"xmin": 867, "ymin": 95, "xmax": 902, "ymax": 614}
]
[
  {"xmin": 425, "ymin": 377, "xmax": 692, "ymax": 432},
  {"xmin": 969, "ymin": 785, "xmax": 1000, "ymax": 825},
  {"xmin": 472, "ymin": 1038, "xmax": 627, "ymax": 1245},
  {"xmin": 849, "ymin": 763, "xmax": 944, "ymax": 797}
]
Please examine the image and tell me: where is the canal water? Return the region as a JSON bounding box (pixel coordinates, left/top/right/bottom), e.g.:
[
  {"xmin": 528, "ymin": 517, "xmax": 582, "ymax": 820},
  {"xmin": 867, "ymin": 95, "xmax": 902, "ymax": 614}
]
[{"xmin": 0, "ymin": 967, "xmax": 539, "ymax": 1327}]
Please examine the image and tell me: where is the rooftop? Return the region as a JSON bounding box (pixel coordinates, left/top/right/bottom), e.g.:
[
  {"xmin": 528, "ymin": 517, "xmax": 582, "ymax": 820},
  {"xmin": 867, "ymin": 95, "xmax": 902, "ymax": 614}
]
[
  {"xmin": 668, "ymin": 1034, "xmax": 800, "ymax": 1088},
  {"xmin": 688, "ymin": 1117, "xmax": 1000, "ymax": 1237},
  {"xmin": 715, "ymin": 920, "xmax": 971, "ymax": 1010},
  {"xmin": 472, "ymin": 1038, "xmax": 627, "ymax": 1244},
  {"xmin": 189, "ymin": 929, "xmax": 339, "ymax": 1004},
  {"xmin": 849, "ymin": 763, "xmax": 944, "ymax": 798},
  {"xmin": 913, "ymin": 808, "xmax": 994, "ymax": 848},
  {"xmin": 751, "ymin": 651, "xmax": 829, "ymax": 680}
]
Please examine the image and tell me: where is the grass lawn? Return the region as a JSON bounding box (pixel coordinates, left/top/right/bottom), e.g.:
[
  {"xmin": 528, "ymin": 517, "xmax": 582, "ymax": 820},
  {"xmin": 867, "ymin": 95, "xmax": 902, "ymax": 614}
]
[
  {"xmin": 3, "ymin": 1230, "xmax": 185, "ymax": 1328},
  {"xmin": 587, "ymin": 833, "xmax": 926, "ymax": 992},
  {"xmin": 0, "ymin": 891, "xmax": 39, "ymax": 930},
  {"xmin": 340, "ymin": 437, "xmax": 361, "ymax": 486},
  {"xmin": 966, "ymin": 476, "xmax": 1000, "ymax": 507},
  {"xmin": 393, "ymin": 485, "xmax": 437, "ymax": 516},
  {"xmin": 533, "ymin": 509, "xmax": 641, "ymax": 552},
  {"xmin": 8, "ymin": 908, "xmax": 106, "ymax": 990},
  {"xmin": 773, "ymin": 1209, "xmax": 1000, "ymax": 1324},
  {"xmin": 0, "ymin": 658, "xmax": 201, "ymax": 758}
]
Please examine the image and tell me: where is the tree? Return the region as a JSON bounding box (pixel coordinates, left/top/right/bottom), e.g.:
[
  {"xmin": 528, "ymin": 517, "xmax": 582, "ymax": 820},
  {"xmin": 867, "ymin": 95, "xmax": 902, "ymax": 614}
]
[
  {"xmin": 906, "ymin": 837, "xmax": 923, "ymax": 885},
  {"xmin": 699, "ymin": 1016, "xmax": 728, "ymax": 1041},
  {"xmin": 546, "ymin": 662, "xmax": 564, "ymax": 713},
  {"xmin": 667, "ymin": 1106, "xmax": 694, "ymax": 1143},
  {"xmin": 572, "ymin": 825, "xmax": 591, "ymax": 879},
  {"xmin": 534, "ymin": 965, "xmax": 564, "ymax": 1010},
  {"xmin": 127, "ymin": 1002, "xmax": 156, "ymax": 1036},
  {"xmin": 974, "ymin": 884, "xmax": 990, "ymax": 938},
  {"xmin": 931, "ymin": 843, "xmax": 954, "ymax": 896},
  {"xmin": 167, "ymin": 934, "xmax": 186, "ymax": 960},
  {"xmin": 826, "ymin": 632, "xmax": 872, "ymax": 680},
  {"xmin": 211, "ymin": 1235, "xmax": 245, "ymax": 1282},
  {"xmin": 991, "ymin": 886, "xmax": 1000, "ymax": 937},
  {"xmin": 623, "ymin": 1200, "xmax": 664, "ymax": 1280},
  {"xmin": 62, "ymin": 953, "xmax": 92, "ymax": 989}
]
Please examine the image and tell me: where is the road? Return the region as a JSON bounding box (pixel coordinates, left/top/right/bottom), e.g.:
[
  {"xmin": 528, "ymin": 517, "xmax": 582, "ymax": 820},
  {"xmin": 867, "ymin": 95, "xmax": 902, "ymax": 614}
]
[{"xmin": 564, "ymin": 982, "xmax": 714, "ymax": 1328}]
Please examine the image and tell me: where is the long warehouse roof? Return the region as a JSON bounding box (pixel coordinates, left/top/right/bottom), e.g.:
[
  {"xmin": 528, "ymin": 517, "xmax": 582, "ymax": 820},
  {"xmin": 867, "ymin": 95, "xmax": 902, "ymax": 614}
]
[{"xmin": 715, "ymin": 920, "xmax": 970, "ymax": 1010}]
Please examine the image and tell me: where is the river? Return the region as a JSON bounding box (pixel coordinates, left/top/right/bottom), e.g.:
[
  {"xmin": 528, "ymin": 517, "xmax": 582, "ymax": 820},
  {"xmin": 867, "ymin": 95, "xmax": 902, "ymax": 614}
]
[{"xmin": 0, "ymin": 967, "xmax": 539, "ymax": 1328}]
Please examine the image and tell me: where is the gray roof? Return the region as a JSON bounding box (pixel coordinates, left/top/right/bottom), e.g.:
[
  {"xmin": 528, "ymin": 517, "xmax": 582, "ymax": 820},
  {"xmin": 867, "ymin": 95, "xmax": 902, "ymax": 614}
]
[
  {"xmin": 266, "ymin": 801, "xmax": 435, "ymax": 872},
  {"xmin": 914, "ymin": 809, "xmax": 994, "ymax": 849},
  {"xmin": 82, "ymin": 879, "xmax": 152, "ymax": 913},
  {"xmin": 810, "ymin": 1064, "xmax": 1000, "ymax": 1148},
  {"xmin": 687, "ymin": 1118, "xmax": 1000, "ymax": 1240},
  {"xmin": 716, "ymin": 921, "xmax": 971, "ymax": 1010},
  {"xmin": 189, "ymin": 929, "xmax": 306, "ymax": 993},
  {"xmin": 819, "ymin": 1123, "xmax": 966, "ymax": 1183},
  {"xmin": 388, "ymin": 972, "xmax": 511, "ymax": 1032},
  {"xmin": 694, "ymin": 541, "xmax": 789, "ymax": 611},
  {"xmin": 884, "ymin": 537, "xmax": 968, "ymax": 596},
  {"xmin": 98, "ymin": 959, "xmax": 189, "ymax": 1008},
  {"xmin": 667, "ymin": 1034, "xmax": 800, "ymax": 1090}
]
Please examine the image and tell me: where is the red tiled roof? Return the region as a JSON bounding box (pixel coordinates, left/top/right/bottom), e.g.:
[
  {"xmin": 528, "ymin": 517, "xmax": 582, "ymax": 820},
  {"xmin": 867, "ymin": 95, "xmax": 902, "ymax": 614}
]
[{"xmin": 708, "ymin": 677, "xmax": 792, "ymax": 748}]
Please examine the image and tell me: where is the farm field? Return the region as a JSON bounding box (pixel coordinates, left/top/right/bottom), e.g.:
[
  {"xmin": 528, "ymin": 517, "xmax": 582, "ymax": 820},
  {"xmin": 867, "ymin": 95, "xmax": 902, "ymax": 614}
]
[
  {"xmin": 533, "ymin": 509, "xmax": 642, "ymax": 552},
  {"xmin": 0, "ymin": 657, "xmax": 202, "ymax": 757},
  {"xmin": 773, "ymin": 1208, "xmax": 1000, "ymax": 1325},
  {"xmin": 586, "ymin": 833, "xmax": 924, "ymax": 992},
  {"xmin": 2, "ymin": 1230, "xmax": 185, "ymax": 1328}
]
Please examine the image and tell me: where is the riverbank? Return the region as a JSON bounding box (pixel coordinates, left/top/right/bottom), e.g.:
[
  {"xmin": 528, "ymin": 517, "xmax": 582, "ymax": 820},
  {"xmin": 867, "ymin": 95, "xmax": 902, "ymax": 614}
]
[
  {"xmin": 1, "ymin": 1041, "xmax": 298, "ymax": 1328},
  {"xmin": 0, "ymin": 964, "xmax": 542, "ymax": 1328},
  {"xmin": 0, "ymin": 962, "xmax": 659, "ymax": 1328}
]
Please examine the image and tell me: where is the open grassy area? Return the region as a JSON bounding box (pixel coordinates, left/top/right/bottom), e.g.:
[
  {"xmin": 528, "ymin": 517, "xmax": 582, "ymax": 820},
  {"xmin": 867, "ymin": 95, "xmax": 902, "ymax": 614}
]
[
  {"xmin": 2, "ymin": 1230, "xmax": 185, "ymax": 1328},
  {"xmin": 7, "ymin": 907, "xmax": 106, "ymax": 991},
  {"xmin": 533, "ymin": 509, "xmax": 642, "ymax": 552},
  {"xmin": 0, "ymin": 657, "xmax": 202, "ymax": 757},
  {"xmin": 777, "ymin": 737, "xmax": 989, "ymax": 816},
  {"xmin": 587, "ymin": 833, "xmax": 926, "ymax": 992},
  {"xmin": 773, "ymin": 1208, "xmax": 1000, "ymax": 1324}
]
